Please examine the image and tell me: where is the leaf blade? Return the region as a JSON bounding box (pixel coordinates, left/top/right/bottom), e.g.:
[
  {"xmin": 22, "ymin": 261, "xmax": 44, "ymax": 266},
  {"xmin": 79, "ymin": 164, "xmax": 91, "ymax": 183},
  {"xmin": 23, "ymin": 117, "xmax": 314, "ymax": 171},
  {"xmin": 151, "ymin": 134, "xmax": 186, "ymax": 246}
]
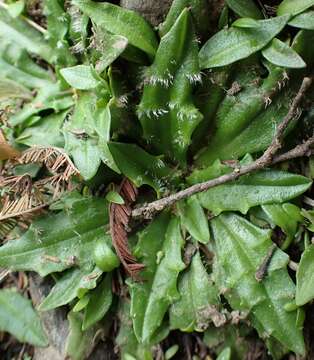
[
  {"xmin": 0, "ymin": 289, "xmax": 48, "ymax": 347},
  {"xmin": 262, "ymin": 38, "xmax": 306, "ymax": 68},
  {"xmin": 199, "ymin": 15, "xmax": 290, "ymax": 68},
  {"xmin": 211, "ymin": 213, "xmax": 305, "ymax": 355}
]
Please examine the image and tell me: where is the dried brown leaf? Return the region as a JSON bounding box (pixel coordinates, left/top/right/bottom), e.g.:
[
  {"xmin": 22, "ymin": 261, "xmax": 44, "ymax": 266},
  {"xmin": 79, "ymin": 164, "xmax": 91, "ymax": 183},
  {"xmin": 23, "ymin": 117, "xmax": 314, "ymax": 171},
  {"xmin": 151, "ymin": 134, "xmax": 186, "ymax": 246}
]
[{"xmin": 109, "ymin": 178, "xmax": 144, "ymax": 278}]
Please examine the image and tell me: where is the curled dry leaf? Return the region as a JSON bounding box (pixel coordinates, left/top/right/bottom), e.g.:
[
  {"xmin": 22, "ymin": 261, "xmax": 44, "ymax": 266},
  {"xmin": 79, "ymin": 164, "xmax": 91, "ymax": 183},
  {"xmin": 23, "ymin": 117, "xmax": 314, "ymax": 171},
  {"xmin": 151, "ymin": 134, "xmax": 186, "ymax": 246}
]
[
  {"xmin": 109, "ymin": 178, "xmax": 144, "ymax": 278},
  {"xmin": 18, "ymin": 146, "xmax": 80, "ymax": 181},
  {"xmin": 0, "ymin": 147, "xmax": 80, "ymax": 222}
]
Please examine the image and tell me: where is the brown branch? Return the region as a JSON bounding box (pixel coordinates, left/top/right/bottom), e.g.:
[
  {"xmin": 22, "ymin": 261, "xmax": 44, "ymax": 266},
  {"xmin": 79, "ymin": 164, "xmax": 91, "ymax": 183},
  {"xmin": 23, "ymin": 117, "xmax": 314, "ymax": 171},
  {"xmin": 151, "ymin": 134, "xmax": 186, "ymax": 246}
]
[
  {"xmin": 272, "ymin": 137, "xmax": 314, "ymax": 164},
  {"xmin": 132, "ymin": 77, "xmax": 313, "ymax": 219}
]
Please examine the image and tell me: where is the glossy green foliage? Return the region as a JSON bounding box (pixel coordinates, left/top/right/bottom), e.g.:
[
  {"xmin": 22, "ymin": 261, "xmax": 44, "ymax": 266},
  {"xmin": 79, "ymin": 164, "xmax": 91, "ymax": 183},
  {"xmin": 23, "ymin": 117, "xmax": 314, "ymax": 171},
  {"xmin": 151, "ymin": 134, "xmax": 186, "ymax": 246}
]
[
  {"xmin": 7, "ymin": 0, "xmax": 24, "ymax": 18},
  {"xmin": 211, "ymin": 213, "xmax": 305, "ymax": 355},
  {"xmin": 0, "ymin": 0, "xmax": 313, "ymax": 357},
  {"xmin": 0, "ymin": 8, "xmax": 53, "ymax": 63},
  {"xmin": 217, "ymin": 348, "xmax": 231, "ymax": 360},
  {"xmin": 38, "ymin": 267, "xmax": 102, "ymax": 311},
  {"xmin": 0, "ymin": 289, "xmax": 48, "ymax": 347},
  {"xmin": 199, "ymin": 15, "xmax": 289, "ymax": 68},
  {"xmin": 191, "ymin": 66, "xmax": 231, "ymax": 150},
  {"xmin": 262, "ymin": 38, "xmax": 306, "ymax": 68},
  {"xmin": 261, "ymin": 203, "xmax": 302, "ymax": 249},
  {"xmin": 177, "ymin": 198, "xmax": 210, "ymax": 244},
  {"xmin": 83, "ymin": 274, "xmax": 112, "ymax": 330},
  {"xmin": 105, "ymin": 191, "xmax": 124, "ymax": 204},
  {"xmin": 289, "ymin": 11, "xmax": 314, "ymax": 30},
  {"xmin": 61, "ymin": 65, "xmax": 99, "ymax": 90},
  {"xmin": 188, "ymin": 160, "xmax": 311, "ymax": 215},
  {"xmin": 232, "ymin": 18, "xmax": 260, "ymax": 28},
  {"xmin": 0, "ymin": 196, "xmax": 110, "ymax": 276},
  {"xmin": 302, "ymin": 209, "xmax": 314, "ymax": 231},
  {"xmin": 128, "ymin": 214, "xmax": 185, "ymax": 343},
  {"xmin": 10, "ymin": 82, "xmax": 73, "ymax": 127},
  {"xmin": 73, "ymin": 0, "xmax": 158, "ymax": 59},
  {"xmin": 64, "ymin": 93, "xmax": 118, "ymax": 179},
  {"xmin": 0, "ymin": 41, "xmax": 73, "ymax": 127},
  {"xmin": 93, "ymin": 241, "xmax": 120, "ymax": 272},
  {"xmin": 169, "ymin": 251, "xmax": 219, "ymax": 331},
  {"xmin": 0, "ymin": 43, "xmax": 53, "ymax": 89},
  {"xmin": 296, "ymin": 245, "xmax": 314, "ymax": 306},
  {"xmin": 194, "ymin": 62, "xmax": 299, "ymax": 165},
  {"xmin": 0, "ymin": 43, "xmax": 73, "ymax": 127},
  {"xmin": 225, "ymin": 0, "xmax": 262, "ymax": 19},
  {"xmin": 138, "ymin": 9, "xmax": 203, "ymax": 164},
  {"xmin": 108, "ymin": 142, "xmax": 171, "ymax": 195},
  {"xmin": 277, "ymin": 0, "xmax": 314, "ymax": 16},
  {"xmin": 116, "ymin": 300, "xmax": 158, "ymax": 360},
  {"xmin": 159, "ymin": 0, "xmax": 210, "ymax": 37},
  {"xmin": 292, "ymin": 29, "xmax": 314, "ymax": 66},
  {"xmin": 43, "ymin": 0, "xmax": 76, "ymax": 66},
  {"xmin": 92, "ymin": 29, "xmax": 128, "ymax": 73},
  {"xmin": 65, "ymin": 311, "xmax": 100, "ymax": 360},
  {"xmin": 16, "ymin": 111, "xmax": 67, "ymax": 148}
]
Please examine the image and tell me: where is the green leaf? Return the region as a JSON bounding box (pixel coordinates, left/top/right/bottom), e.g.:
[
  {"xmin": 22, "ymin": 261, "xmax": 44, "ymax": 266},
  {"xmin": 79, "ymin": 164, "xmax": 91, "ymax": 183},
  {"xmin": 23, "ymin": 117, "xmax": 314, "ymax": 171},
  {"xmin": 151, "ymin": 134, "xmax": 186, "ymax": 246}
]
[
  {"xmin": 217, "ymin": 348, "xmax": 232, "ymax": 360},
  {"xmin": 301, "ymin": 209, "xmax": 314, "ymax": 232},
  {"xmin": 0, "ymin": 42, "xmax": 73, "ymax": 128},
  {"xmin": 199, "ymin": 15, "xmax": 289, "ymax": 68},
  {"xmin": 296, "ymin": 245, "xmax": 314, "ymax": 306},
  {"xmin": 165, "ymin": 345, "xmax": 179, "ymax": 360},
  {"xmin": 93, "ymin": 31, "xmax": 128, "ymax": 73},
  {"xmin": 138, "ymin": 9, "xmax": 203, "ymax": 164},
  {"xmin": 116, "ymin": 300, "xmax": 160, "ymax": 360},
  {"xmin": 43, "ymin": 0, "xmax": 76, "ymax": 66},
  {"xmin": 225, "ymin": 0, "xmax": 263, "ymax": 19},
  {"xmin": 0, "ymin": 43, "xmax": 53, "ymax": 89},
  {"xmin": 0, "ymin": 196, "xmax": 110, "ymax": 276},
  {"xmin": 289, "ymin": 10, "xmax": 314, "ymax": 29},
  {"xmin": 261, "ymin": 203, "xmax": 302, "ymax": 249},
  {"xmin": 158, "ymin": 0, "xmax": 210, "ymax": 37},
  {"xmin": 60, "ymin": 65, "xmax": 99, "ymax": 90},
  {"xmin": 194, "ymin": 62, "xmax": 300, "ymax": 165},
  {"xmin": 277, "ymin": 0, "xmax": 314, "ymax": 16},
  {"xmin": 0, "ymin": 7, "xmax": 53, "ymax": 63},
  {"xmin": 38, "ymin": 267, "xmax": 103, "ymax": 311},
  {"xmin": 177, "ymin": 197, "xmax": 210, "ymax": 244},
  {"xmin": 16, "ymin": 110, "xmax": 67, "ymax": 148},
  {"xmin": 262, "ymin": 38, "xmax": 306, "ymax": 68},
  {"xmin": 0, "ymin": 78, "xmax": 31, "ymax": 101},
  {"xmin": 82, "ymin": 274, "xmax": 112, "ymax": 330},
  {"xmin": 73, "ymin": 0, "xmax": 158, "ymax": 59},
  {"xmin": 211, "ymin": 213, "xmax": 305, "ymax": 355},
  {"xmin": 106, "ymin": 191, "xmax": 125, "ymax": 204},
  {"xmin": 7, "ymin": 0, "xmax": 25, "ymax": 18},
  {"xmin": 128, "ymin": 214, "xmax": 185, "ymax": 343},
  {"xmin": 232, "ymin": 18, "xmax": 260, "ymax": 28},
  {"xmin": 189, "ymin": 160, "xmax": 311, "ymax": 215},
  {"xmin": 0, "ymin": 289, "xmax": 48, "ymax": 347},
  {"xmin": 218, "ymin": 6, "xmax": 229, "ymax": 29},
  {"xmin": 169, "ymin": 251, "xmax": 219, "ymax": 332},
  {"xmin": 64, "ymin": 93, "xmax": 118, "ymax": 179},
  {"xmin": 108, "ymin": 142, "xmax": 171, "ymax": 196},
  {"xmin": 65, "ymin": 311, "xmax": 100, "ymax": 360},
  {"xmin": 64, "ymin": 133, "xmax": 101, "ymax": 180},
  {"xmin": 10, "ymin": 83, "xmax": 73, "ymax": 127},
  {"xmin": 73, "ymin": 294, "xmax": 90, "ymax": 312}
]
